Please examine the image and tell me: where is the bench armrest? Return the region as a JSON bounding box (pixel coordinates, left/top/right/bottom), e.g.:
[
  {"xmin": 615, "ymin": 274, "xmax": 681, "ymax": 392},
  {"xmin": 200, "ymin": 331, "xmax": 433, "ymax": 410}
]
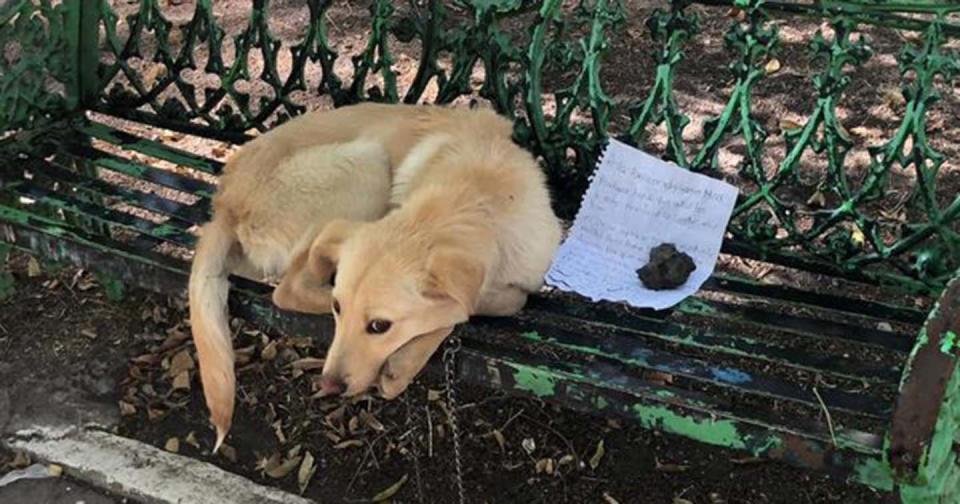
[{"xmin": 888, "ymin": 269, "xmax": 960, "ymax": 493}]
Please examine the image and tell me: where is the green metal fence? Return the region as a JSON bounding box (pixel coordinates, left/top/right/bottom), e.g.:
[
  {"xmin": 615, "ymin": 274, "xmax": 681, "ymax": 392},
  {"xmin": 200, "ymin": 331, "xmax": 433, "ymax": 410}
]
[{"xmin": 1, "ymin": 0, "xmax": 958, "ymax": 293}]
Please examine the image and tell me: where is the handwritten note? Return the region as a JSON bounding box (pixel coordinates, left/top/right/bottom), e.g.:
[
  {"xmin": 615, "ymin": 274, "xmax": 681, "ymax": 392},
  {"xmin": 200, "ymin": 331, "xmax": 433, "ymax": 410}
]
[{"xmin": 546, "ymin": 139, "xmax": 738, "ymax": 310}]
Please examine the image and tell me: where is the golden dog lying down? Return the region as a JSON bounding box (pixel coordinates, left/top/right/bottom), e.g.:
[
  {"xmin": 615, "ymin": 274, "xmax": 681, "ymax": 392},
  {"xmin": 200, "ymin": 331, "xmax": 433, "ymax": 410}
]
[{"xmin": 189, "ymin": 103, "xmax": 562, "ymax": 449}]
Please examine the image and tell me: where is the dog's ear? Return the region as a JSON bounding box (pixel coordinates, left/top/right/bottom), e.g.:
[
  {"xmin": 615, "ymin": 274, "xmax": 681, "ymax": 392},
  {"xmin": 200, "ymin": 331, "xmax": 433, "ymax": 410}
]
[
  {"xmin": 307, "ymin": 219, "xmax": 357, "ymax": 279},
  {"xmin": 423, "ymin": 247, "xmax": 485, "ymax": 321},
  {"xmin": 379, "ymin": 326, "xmax": 452, "ymax": 399}
]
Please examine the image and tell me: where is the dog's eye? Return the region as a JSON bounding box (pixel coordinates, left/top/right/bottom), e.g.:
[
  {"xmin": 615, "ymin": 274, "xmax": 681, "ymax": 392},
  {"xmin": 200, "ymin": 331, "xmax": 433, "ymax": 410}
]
[
  {"xmin": 332, "ymin": 299, "xmax": 341, "ymax": 315},
  {"xmin": 366, "ymin": 319, "xmax": 392, "ymax": 335}
]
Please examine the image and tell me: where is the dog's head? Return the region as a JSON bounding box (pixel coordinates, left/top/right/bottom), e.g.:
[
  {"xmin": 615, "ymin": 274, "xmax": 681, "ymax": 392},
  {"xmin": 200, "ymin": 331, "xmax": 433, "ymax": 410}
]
[{"xmin": 309, "ymin": 218, "xmax": 484, "ymax": 398}]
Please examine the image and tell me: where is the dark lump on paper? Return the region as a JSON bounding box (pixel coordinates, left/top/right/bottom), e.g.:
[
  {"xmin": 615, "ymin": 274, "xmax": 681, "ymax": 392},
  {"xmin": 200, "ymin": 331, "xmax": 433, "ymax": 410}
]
[{"xmin": 636, "ymin": 243, "xmax": 696, "ymax": 290}]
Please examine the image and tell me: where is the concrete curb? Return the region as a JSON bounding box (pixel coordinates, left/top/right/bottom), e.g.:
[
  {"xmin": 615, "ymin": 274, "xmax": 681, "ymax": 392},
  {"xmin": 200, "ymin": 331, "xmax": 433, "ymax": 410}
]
[{"xmin": 4, "ymin": 425, "xmax": 316, "ymax": 504}]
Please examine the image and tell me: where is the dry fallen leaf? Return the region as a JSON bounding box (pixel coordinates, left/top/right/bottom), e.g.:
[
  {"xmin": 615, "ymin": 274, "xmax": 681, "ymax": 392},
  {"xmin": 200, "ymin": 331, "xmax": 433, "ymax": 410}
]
[
  {"xmin": 851, "ymin": 227, "xmax": 866, "ymax": 247},
  {"xmin": 372, "ymin": 474, "xmax": 408, "ymax": 502},
  {"xmin": 558, "ymin": 454, "xmax": 575, "ymax": 466},
  {"xmin": 158, "ymin": 329, "xmax": 189, "ymax": 352},
  {"xmin": 674, "ymin": 498, "xmax": 694, "ymax": 504},
  {"xmin": 297, "ymin": 451, "xmax": 316, "ymax": 495},
  {"xmin": 427, "ymin": 389, "xmax": 442, "ymax": 401},
  {"xmin": 47, "ymin": 464, "xmax": 63, "ymax": 477},
  {"xmin": 119, "ymin": 401, "xmax": 137, "ymax": 416},
  {"xmin": 589, "ymin": 439, "xmax": 605, "ymax": 470},
  {"xmin": 287, "ymin": 444, "xmax": 303, "ymax": 459},
  {"xmin": 211, "ymin": 146, "xmax": 228, "ymax": 158},
  {"xmin": 273, "ymin": 420, "xmax": 287, "ymax": 445},
  {"xmin": 27, "ymin": 257, "xmax": 41, "ymax": 277},
  {"xmin": 185, "ymin": 431, "xmax": 200, "ymax": 449},
  {"xmin": 359, "ymin": 410, "xmax": 385, "ymax": 432},
  {"xmin": 261, "ymin": 340, "xmax": 279, "ymax": 361},
  {"xmin": 489, "ymin": 429, "xmax": 506, "ymax": 453},
  {"xmin": 289, "ymin": 357, "xmax": 325, "ymax": 371},
  {"xmin": 535, "ymin": 458, "xmax": 555, "ymax": 475},
  {"xmin": 148, "ymin": 407, "xmax": 167, "ymax": 422},
  {"xmin": 779, "ymin": 119, "xmax": 802, "ymax": 131},
  {"xmin": 169, "ymin": 350, "xmax": 195, "ymax": 376},
  {"xmin": 266, "ymin": 455, "xmax": 302, "ymax": 479},
  {"xmin": 656, "ymin": 459, "xmax": 689, "ymax": 473},
  {"xmin": 142, "ymin": 62, "xmax": 167, "ymax": 88},
  {"xmin": 806, "ymin": 190, "xmax": 827, "ymax": 208},
  {"xmin": 80, "ymin": 328, "xmax": 98, "ymax": 340},
  {"xmin": 219, "ymin": 444, "xmax": 238, "ymax": 463},
  {"xmin": 256, "ymin": 453, "xmax": 280, "ymax": 473},
  {"xmin": 334, "ymin": 439, "xmax": 364, "ymax": 450},
  {"xmin": 172, "ymin": 371, "xmax": 191, "ymax": 390},
  {"xmin": 764, "ymin": 58, "xmax": 781, "ymax": 75},
  {"xmin": 603, "ymin": 492, "xmax": 621, "ymax": 504},
  {"xmin": 521, "ymin": 437, "xmax": 536, "ymax": 455},
  {"xmin": 883, "ymin": 88, "xmax": 905, "ymax": 109},
  {"xmin": 164, "ymin": 437, "xmax": 180, "ymax": 453}
]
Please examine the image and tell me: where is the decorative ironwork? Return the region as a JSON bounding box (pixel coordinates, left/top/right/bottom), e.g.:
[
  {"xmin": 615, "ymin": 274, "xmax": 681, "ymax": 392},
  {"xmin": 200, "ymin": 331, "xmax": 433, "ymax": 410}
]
[
  {"xmin": 0, "ymin": 0, "xmax": 76, "ymax": 131},
  {"xmin": 68, "ymin": 0, "xmax": 960, "ymax": 291}
]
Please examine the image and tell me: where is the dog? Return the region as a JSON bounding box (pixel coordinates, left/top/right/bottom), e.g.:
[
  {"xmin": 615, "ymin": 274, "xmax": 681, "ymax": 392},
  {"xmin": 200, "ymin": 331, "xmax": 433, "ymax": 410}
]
[{"xmin": 189, "ymin": 103, "xmax": 562, "ymax": 451}]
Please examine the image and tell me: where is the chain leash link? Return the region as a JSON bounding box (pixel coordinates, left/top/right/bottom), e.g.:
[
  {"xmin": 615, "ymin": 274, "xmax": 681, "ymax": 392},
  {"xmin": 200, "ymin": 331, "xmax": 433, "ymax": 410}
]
[{"xmin": 442, "ymin": 333, "xmax": 466, "ymax": 504}]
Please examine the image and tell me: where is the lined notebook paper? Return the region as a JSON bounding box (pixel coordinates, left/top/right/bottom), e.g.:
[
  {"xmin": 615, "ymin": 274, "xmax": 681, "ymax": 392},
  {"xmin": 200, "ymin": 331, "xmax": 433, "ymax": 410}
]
[{"xmin": 546, "ymin": 139, "xmax": 738, "ymax": 310}]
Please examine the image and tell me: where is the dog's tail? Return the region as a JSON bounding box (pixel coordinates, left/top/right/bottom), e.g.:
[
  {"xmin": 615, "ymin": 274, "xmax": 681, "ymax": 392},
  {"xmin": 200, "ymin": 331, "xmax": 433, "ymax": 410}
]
[{"xmin": 188, "ymin": 217, "xmax": 237, "ymax": 452}]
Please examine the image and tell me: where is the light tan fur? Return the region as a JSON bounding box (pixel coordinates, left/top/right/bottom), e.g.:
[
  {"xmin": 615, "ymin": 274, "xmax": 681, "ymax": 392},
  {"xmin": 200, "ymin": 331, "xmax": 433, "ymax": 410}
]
[{"xmin": 189, "ymin": 103, "xmax": 561, "ymax": 450}]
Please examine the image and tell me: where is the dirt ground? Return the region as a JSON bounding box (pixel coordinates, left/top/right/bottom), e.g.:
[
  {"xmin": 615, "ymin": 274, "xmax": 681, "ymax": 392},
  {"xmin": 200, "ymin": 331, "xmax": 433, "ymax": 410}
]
[{"xmin": 0, "ymin": 253, "xmax": 900, "ymax": 504}]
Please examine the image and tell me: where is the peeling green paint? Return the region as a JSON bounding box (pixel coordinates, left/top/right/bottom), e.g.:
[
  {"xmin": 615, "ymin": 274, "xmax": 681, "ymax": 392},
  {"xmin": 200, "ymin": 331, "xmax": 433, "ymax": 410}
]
[
  {"xmin": 852, "ymin": 458, "xmax": 895, "ymax": 492},
  {"xmin": 629, "ymin": 403, "xmax": 749, "ymax": 450},
  {"xmin": 895, "ymin": 271, "xmax": 960, "ymax": 503},
  {"xmin": 899, "ymin": 363, "xmax": 960, "ymax": 503},
  {"xmin": 507, "ymin": 362, "xmax": 558, "ymax": 398},
  {"xmin": 676, "ymin": 297, "xmax": 718, "ymax": 316},
  {"xmin": 940, "ymin": 331, "xmax": 957, "ymax": 355}
]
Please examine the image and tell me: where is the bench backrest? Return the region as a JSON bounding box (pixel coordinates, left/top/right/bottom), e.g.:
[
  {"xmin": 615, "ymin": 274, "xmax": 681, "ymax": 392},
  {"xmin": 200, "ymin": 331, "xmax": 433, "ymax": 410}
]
[{"xmin": 1, "ymin": 0, "xmax": 958, "ymax": 293}]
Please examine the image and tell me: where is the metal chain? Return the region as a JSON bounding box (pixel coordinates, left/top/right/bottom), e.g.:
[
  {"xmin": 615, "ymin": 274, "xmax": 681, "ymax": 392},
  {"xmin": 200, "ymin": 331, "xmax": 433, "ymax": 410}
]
[{"xmin": 442, "ymin": 333, "xmax": 466, "ymax": 504}]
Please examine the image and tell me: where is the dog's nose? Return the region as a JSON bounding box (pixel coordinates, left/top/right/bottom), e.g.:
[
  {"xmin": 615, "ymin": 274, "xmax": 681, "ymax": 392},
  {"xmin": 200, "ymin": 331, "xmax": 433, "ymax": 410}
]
[{"xmin": 318, "ymin": 375, "xmax": 346, "ymax": 396}]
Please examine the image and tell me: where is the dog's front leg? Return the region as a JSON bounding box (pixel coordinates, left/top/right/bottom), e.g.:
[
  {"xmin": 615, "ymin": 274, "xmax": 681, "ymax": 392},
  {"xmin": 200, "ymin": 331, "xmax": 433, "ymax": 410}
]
[
  {"xmin": 475, "ymin": 284, "xmax": 529, "ymax": 316},
  {"xmin": 272, "ymin": 249, "xmax": 334, "ymax": 314}
]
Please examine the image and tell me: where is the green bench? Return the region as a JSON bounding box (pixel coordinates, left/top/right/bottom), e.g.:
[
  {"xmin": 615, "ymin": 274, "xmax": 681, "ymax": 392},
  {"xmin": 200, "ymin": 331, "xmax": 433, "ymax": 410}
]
[{"xmin": 1, "ymin": 0, "xmax": 958, "ymax": 501}]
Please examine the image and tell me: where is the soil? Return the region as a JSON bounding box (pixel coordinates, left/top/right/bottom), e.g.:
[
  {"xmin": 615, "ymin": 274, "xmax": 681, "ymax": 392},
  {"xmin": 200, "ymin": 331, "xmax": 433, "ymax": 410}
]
[{"xmin": 0, "ymin": 253, "xmax": 900, "ymax": 504}]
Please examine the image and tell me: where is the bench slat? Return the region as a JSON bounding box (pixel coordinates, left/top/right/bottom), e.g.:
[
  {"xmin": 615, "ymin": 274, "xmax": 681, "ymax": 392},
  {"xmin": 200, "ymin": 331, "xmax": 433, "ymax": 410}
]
[
  {"xmin": 488, "ymin": 318, "xmax": 892, "ymax": 418},
  {"xmin": 704, "ymin": 274, "xmax": 926, "ymax": 324},
  {"xmin": 24, "ymin": 158, "xmax": 210, "ymax": 225},
  {"xmin": 62, "ymin": 144, "xmax": 216, "ymax": 198},
  {"xmin": 9, "ymin": 182, "xmax": 197, "ymax": 248},
  {"xmin": 520, "ymin": 305, "xmax": 901, "ymax": 383},
  {"xmin": 79, "ymin": 121, "xmax": 225, "ymax": 175}
]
